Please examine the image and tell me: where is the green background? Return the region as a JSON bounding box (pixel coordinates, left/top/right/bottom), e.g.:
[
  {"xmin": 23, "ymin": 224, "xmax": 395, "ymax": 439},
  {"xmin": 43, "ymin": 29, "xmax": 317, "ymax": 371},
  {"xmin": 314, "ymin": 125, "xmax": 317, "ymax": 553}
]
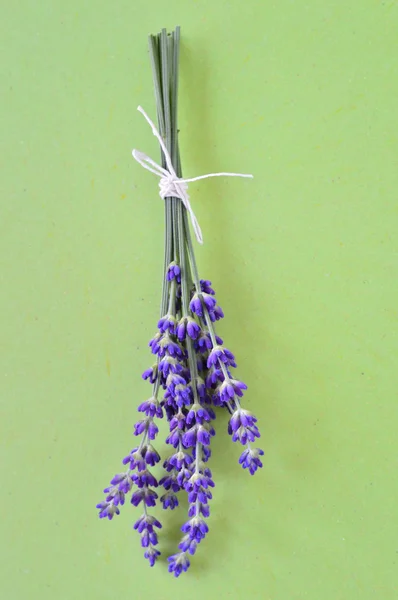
[{"xmin": 1, "ymin": 2, "xmax": 397, "ymax": 598}]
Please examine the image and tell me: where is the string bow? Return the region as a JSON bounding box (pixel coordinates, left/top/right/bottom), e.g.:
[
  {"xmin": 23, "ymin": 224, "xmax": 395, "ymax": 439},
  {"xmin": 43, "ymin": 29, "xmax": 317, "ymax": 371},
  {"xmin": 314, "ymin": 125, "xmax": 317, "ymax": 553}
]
[{"xmin": 132, "ymin": 106, "xmax": 253, "ymax": 244}]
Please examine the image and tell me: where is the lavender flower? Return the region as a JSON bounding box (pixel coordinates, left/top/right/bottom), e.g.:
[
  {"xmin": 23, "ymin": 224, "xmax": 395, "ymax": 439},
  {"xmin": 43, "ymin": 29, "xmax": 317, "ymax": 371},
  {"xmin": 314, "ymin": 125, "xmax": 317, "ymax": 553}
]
[
  {"xmin": 158, "ymin": 314, "xmax": 177, "ymax": 334},
  {"xmin": 132, "ymin": 469, "xmax": 158, "ymax": 488},
  {"xmin": 166, "ymin": 450, "xmax": 193, "ymax": 471},
  {"xmin": 96, "ymin": 501, "xmax": 121, "ymax": 520},
  {"xmin": 178, "ymin": 535, "xmax": 198, "ymax": 555},
  {"xmin": 134, "ymin": 514, "xmax": 162, "ymax": 566},
  {"xmin": 217, "ymin": 378, "xmax": 247, "ymax": 404},
  {"xmin": 208, "ymin": 305, "xmax": 224, "ymax": 322},
  {"xmin": 96, "ymin": 471, "xmax": 133, "ymax": 520},
  {"xmin": 229, "ymin": 408, "xmax": 257, "ymax": 431},
  {"xmin": 186, "ymin": 403, "xmax": 212, "ymax": 425},
  {"xmin": 137, "ymin": 397, "xmax": 163, "ymax": 419},
  {"xmin": 157, "ymin": 335, "xmax": 184, "ymax": 358},
  {"xmin": 159, "ymin": 472, "xmax": 180, "ymax": 492},
  {"xmin": 181, "ymin": 515, "xmax": 209, "ymax": 542},
  {"xmin": 133, "ymin": 418, "xmax": 159, "ymax": 440},
  {"xmin": 167, "ymin": 261, "xmax": 181, "ymax": 282},
  {"xmin": 207, "ymin": 345, "xmax": 236, "ymax": 368},
  {"xmin": 183, "ymin": 423, "xmax": 215, "ymax": 448},
  {"xmin": 97, "ymin": 26, "xmax": 262, "ymax": 575},
  {"xmin": 131, "ymin": 487, "xmax": 158, "ymax": 507},
  {"xmin": 185, "ymin": 471, "xmax": 214, "ymax": 503},
  {"xmin": 195, "ymin": 332, "xmax": 212, "ymax": 353},
  {"xmin": 200, "ymin": 279, "xmax": 215, "ymax": 295},
  {"xmin": 160, "ymin": 490, "xmax": 179, "ymax": 509},
  {"xmin": 177, "ymin": 316, "xmax": 201, "ymax": 341},
  {"xmin": 144, "ymin": 546, "xmax": 161, "ymax": 567},
  {"xmin": 239, "ymin": 447, "xmax": 264, "ymax": 475},
  {"xmin": 142, "ymin": 364, "xmax": 158, "ymax": 383},
  {"xmin": 168, "ymin": 552, "xmax": 190, "ymax": 577},
  {"xmin": 158, "ymin": 356, "xmax": 183, "ymax": 377},
  {"xmin": 189, "ymin": 292, "xmax": 216, "ymax": 317}
]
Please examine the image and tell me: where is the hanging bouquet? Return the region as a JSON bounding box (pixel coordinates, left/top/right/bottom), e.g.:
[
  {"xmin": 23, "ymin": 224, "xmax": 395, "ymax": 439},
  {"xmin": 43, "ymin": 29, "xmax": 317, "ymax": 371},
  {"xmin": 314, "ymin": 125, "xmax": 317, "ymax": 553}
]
[{"xmin": 96, "ymin": 26, "xmax": 263, "ymax": 578}]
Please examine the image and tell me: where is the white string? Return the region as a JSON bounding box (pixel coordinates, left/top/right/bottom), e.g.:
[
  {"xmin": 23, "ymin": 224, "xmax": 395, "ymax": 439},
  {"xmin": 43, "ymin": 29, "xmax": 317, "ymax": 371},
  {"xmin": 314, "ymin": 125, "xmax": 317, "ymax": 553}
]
[{"xmin": 132, "ymin": 106, "xmax": 253, "ymax": 245}]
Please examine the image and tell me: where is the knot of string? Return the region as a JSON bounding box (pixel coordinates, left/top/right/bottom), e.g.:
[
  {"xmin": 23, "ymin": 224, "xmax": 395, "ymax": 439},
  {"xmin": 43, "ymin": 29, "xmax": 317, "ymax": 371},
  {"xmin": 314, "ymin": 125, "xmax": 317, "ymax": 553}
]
[{"xmin": 132, "ymin": 105, "xmax": 253, "ymax": 244}]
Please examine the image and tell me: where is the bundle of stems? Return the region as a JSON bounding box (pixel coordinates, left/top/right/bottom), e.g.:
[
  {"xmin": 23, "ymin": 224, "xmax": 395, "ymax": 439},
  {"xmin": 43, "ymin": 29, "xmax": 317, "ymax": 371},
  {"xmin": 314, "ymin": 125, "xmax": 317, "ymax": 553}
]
[{"xmin": 96, "ymin": 26, "xmax": 263, "ymax": 578}]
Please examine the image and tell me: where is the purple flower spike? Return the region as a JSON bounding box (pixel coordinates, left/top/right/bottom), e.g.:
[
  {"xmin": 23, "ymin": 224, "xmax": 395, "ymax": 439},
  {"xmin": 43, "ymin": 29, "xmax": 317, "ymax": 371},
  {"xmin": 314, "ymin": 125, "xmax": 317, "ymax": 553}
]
[
  {"xmin": 207, "ymin": 345, "xmax": 235, "ymax": 368},
  {"xmin": 165, "ymin": 427, "xmax": 183, "ymax": 448},
  {"xmin": 176, "ymin": 467, "xmax": 193, "ymax": 487},
  {"xmin": 174, "ymin": 383, "xmax": 193, "ymax": 407},
  {"xmin": 239, "ymin": 447, "xmax": 264, "ymax": 475},
  {"xmin": 230, "ymin": 378, "xmax": 248, "ymax": 397},
  {"xmin": 137, "ymin": 397, "xmax": 163, "ymax": 419},
  {"xmin": 218, "ymin": 380, "xmax": 235, "ymax": 403},
  {"xmin": 186, "ymin": 403, "xmax": 212, "ymax": 425},
  {"xmin": 132, "ymin": 470, "xmax": 158, "ymax": 488},
  {"xmin": 195, "ymin": 332, "xmax": 212, "ymax": 353},
  {"xmin": 168, "ymin": 450, "xmax": 194, "ymax": 470},
  {"xmin": 158, "ymin": 314, "xmax": 177, "ymax": 334},
  {"xmin": 142, "ymin": 365, "xmax": 158, "ymax": 384},
  {"xmin": 229, "ymin": 408, "xmax": 257, "ymax": 432},
  {"xmin": 179, "ymin": 535, "xmax": 198, "ymax": 555},
  {"xmin": 160, "ymin": 490, "xmax": 179, "ymax": 510},
  {"xmin": 133, "ymin": 514, "xmax": 162, "ymax": 533},
  {"xmin": 96, "ymin": 501, "xmax": 120, "ymax": 520},
  {"xmin": 158, "ymin": 336, "xmax": 184, "ymax": 358},
  {"xmin": 206, "ymin": 368, "xmax": 224, "ymax": 388},
  {"xmin": 122, "ymin": 447, "xmax": 146, "ymax": 471},
  {"xmin": 189, "ymin": 295, "xmax": 202, "ymax": 316},
  {"xmin": 168, "ymin": 552, "xmax": 190, "ymax": 577},
  {"xmin": 189, "ymin": 292, "xmax": 216, "ymax": 317},
  {"xmin": 158, "ymin": 357, "xmax": 183, "ymax": 377},
  {"xmin": 110, "ymin": 472, "xmax": 128, "ymax": 486},
  {"xmin": 181, "ymin": 516, "xmax": 209, "ymax": 542},
  {"xmin": 167, "ymin": 262, "xmax": 181, "ymax": 283},
  {"xmin": 166, "ymin": 373, "xmax": 187, "ymax": 392},
  {"xmin": 231, "ymin": 424, "xmax": 260, "ymax": 445},
  {"xmin": 183, "ymin": 424, "xmax": 215, "ymax": 448},
  {"xmin": 133, "ymin": 418, "xmax": 158, "ymax": 440},
  {"xmin": 198, "ymin": 445, "xmax": 211, "ymax": 462},
  {"xmin": 133, "ymin": 418, "xmax": 148, "ymax": 436},
  {"xmin": 185, "ymin": 473, "xmax": 214, "ymax": 504},
  {"xmin": 208, "ymin": 305, "xmax": 224, "ymax": 322},
  {"xmin": 200, "ymin": 279, "xmax": 215, "ymax": 295},
  {"xmin": 159, "ymin": 473, "xmax": 180, "ymax": 493},
  {"xmin": 186, "ymin": 318, "xmax": 201, "ymax": 340},
  {"xmin": 141, "ymin": 529, "xmax": 159, "ymax": 548},
  {"xmin": 149, "ymin": 332, "xmax": 162, "ymax": 354},
  {"xmin": 106, "ymin": 472, "xmax": 133, "ymax": 494},
  {"xmin": 131, "ymin": 487, "xmax": 158, "ymax": 507},
  {"xmin": 176, "ymin": 316, "xmax": 201, "ymax": 341},
  {"xmin": 188, "ymin": 501, "xmax": 210, "ymax": 518},
  {"xmin": 169, "ymin": 411, "xmax": 186, "ymax": 431},
  {"xmin": 176, "ymin": 318, "xmax": 187, "ymax": 341},
  {"xmin": 147, "ymin": 421, "xmax": 159, "ymax": 440},
  {"xmin": 142, "ymin": 444, "xmax": 161, "ymax": 466},
  {"xmin": 144, "ymin": 546, "xmax": 161, "ymax": 567}
]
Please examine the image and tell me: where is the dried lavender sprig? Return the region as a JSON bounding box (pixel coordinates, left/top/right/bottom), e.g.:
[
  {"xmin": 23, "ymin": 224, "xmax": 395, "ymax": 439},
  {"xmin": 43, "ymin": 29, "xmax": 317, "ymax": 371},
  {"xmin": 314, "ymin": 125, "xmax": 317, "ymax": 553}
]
[
  {"xmin": 183, "ymin": 208, "xmax": 264, "ymax": 473},
  {"xmin": 97, "ymin": 25, "xmax": 262, "ymax": 574},
  {"xmin": 168, "ymin": 190, "xmax": 215, "ymax": 577}
]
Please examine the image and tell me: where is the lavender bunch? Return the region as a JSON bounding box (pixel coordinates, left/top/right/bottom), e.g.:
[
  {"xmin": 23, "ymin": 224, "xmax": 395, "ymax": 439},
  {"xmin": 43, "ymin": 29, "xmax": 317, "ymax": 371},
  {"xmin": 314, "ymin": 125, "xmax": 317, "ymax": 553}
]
[{"xmin": 96, "ymin": 26, "xmax": 263, "ymax": 577}]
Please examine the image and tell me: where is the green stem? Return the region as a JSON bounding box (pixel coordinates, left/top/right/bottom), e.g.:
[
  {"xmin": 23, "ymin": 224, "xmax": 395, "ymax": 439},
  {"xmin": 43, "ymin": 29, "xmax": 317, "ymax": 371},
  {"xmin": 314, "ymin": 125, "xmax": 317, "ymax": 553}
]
[{"xmin": 148, "ymin": 34, "xmax": 172, "ymax": 319}]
